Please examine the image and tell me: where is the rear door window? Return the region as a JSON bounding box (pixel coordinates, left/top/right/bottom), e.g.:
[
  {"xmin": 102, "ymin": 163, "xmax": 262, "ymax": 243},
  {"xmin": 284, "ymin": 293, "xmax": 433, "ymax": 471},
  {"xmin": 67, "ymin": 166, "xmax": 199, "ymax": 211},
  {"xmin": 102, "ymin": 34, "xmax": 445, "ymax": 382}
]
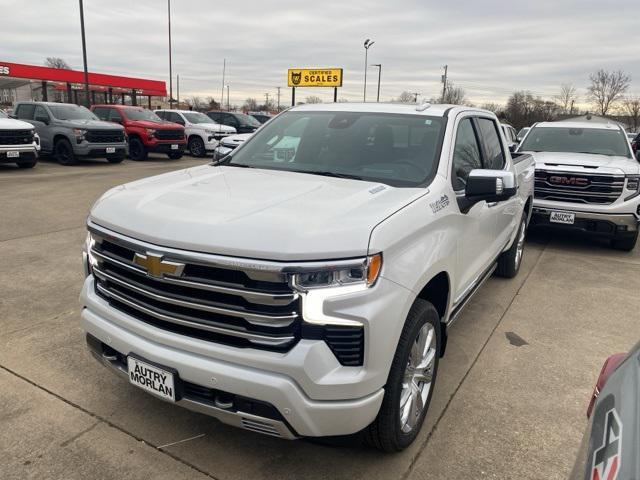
[
  {"xmin": 477, "ymin": 118, "xmax": 505, "ymax": 170},
  {"xmin": 16, "ymin": 104, "xmax": 35, "ymax": 120}
]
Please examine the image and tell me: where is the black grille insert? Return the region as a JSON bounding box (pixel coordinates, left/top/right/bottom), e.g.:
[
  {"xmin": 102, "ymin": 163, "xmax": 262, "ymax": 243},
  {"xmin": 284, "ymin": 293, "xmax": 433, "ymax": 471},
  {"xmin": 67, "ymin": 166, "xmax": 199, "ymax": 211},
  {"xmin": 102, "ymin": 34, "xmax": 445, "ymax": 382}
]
[{"xmin": 0, "ymin": 129, "xmax": 34, "ymax": 145}]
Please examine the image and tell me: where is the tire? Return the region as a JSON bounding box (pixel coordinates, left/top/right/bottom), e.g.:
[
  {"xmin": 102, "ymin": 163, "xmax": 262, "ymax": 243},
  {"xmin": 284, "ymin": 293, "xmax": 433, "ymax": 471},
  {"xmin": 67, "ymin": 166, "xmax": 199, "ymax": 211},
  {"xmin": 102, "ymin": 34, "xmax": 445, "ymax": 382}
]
[
  {"xmin": 611, "ymin": 231, "xmax": 638, "ymax": 251},
  {"xmin": 128, "ymin": 137, "xmax": 148, "ymax": 161},
  {"xmin": 188, "ymin": 136, "xmax": 206, "ymax": 157},
  {"xmin": 17, "ymin": 161, "xmax": 37, "ymax": 169},
  {"xmin": 53, "ymin": 138, "xmax": 77, "ymax": 166},
  {"xmin": 168, "ymin": 152, "xmax": 183, "ymax": 160},
  {"xmin": 364, "ymin": 299, "xmax": 441, "ymax": 452},
  {"xmin": 495, "ymin": 215, "xmax": 527, "ymax": 278},
  {"xmin": 107, "ymin": 155, "xmax": 124, "ymax": 164}
]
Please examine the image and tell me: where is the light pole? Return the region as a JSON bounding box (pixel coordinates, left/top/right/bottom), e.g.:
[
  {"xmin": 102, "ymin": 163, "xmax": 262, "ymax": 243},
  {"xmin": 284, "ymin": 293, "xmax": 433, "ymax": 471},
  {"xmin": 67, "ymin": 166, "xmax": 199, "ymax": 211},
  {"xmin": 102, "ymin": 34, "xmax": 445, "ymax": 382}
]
[
  {"xmin": 363, "ymin": 39, "xmax": 375, "ymax": 102},
  {"xmin": 226, "ymin": 85, "xmax": 230, "ymax": 111},
  {"xmin": 78, "ymin": 0, "xmax": 90, "ymax": 107},
  {"xmin": 167, "ymin": 0, "xmax": 174, "ymax": 108},
  {"xmin": 371, "ymin": 64, "xmax": 382, "ymax": 102}
]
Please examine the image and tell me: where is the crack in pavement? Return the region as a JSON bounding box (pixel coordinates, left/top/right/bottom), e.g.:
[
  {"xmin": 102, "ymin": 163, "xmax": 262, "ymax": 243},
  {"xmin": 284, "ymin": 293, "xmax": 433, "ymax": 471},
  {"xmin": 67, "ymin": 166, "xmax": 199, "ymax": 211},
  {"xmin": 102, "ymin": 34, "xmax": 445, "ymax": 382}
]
[
  {"xmin": 59, "ymin": 419, "xmax": 102, "ymax": 448},
  {"xmin": 0, "ymin": 364, "xmax": 222, "ymax": 480},
  {"xmin": 0, "ymin": 225, "xmax": 85, "ymax": 244},
  {"xmin": 400, "ymin": 238, "xmax": 549, "ymax": 480}
]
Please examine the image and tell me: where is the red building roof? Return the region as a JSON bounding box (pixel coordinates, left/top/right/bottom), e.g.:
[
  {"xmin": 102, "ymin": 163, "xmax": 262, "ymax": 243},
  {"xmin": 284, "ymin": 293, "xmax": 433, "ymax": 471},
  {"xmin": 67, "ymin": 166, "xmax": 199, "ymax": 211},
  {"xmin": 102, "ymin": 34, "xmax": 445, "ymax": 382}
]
[{"xmin": 0, "ymin": 61, "xmax": 167, "ymax": 96}]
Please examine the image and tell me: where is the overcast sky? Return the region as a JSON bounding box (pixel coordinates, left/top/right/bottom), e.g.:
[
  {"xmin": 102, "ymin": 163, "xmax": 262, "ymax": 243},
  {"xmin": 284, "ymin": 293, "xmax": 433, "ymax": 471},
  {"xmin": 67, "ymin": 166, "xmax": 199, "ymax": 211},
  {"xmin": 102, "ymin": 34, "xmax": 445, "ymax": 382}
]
[{"xmin": 2, "ymin": 0, "xmax": 639, "ymax": 107}]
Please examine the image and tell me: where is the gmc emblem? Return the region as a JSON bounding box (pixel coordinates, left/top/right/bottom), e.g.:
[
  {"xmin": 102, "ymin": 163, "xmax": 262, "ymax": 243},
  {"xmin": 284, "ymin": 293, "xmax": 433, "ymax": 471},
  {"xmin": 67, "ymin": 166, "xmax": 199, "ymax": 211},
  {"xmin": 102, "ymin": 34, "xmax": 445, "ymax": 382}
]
[{"xmin": 548, "ymin": 175, "xmax": 589, "ymax": 187}]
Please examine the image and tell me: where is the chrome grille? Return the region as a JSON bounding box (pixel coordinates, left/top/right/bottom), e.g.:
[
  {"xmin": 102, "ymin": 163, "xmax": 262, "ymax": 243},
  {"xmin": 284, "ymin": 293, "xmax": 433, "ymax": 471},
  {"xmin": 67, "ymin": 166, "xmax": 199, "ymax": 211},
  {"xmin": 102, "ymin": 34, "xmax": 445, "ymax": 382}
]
[
  {"xmin": 89, "ymin": 227, "xmax": 301, "ymax": 352},
  {"xmin": 534, "ymin": 169, "xmax": 624, "ymax": 204}
]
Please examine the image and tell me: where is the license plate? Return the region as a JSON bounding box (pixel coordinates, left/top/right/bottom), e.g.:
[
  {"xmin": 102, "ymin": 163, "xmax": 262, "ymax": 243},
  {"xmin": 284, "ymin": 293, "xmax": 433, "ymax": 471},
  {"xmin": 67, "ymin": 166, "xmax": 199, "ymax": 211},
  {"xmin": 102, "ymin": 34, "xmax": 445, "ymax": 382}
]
[
  {"xmin": 106, "ymin": 147, "xmax": 116, "ymax": 154},
  {"xmin": 171, "ymin": 144, "xmax": 179, "ymax": 150},
  {"xmin": 550, "ymin": 211, "xmax": 575, "ymax": 225},
  {"xmin": 7, "ymin": 151, "xmax": 19, "ymax": 158},
  {"xmin": 127, "ymin": 356, "xmax": 175, "ymax": 401}
]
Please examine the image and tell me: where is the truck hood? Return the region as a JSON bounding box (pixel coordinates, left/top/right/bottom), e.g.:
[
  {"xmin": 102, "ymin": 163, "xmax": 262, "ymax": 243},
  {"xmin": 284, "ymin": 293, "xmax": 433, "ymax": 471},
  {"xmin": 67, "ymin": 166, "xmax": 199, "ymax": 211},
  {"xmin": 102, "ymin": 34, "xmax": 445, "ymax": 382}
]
[
  {"xmin": 0, "ymin": 118, "xmax": 34, "ymax": 130},
  {"xmin": 128, "ymin": 119, "xmax": 184, "ymax": 130},
  {"xmin": 90, "ymin": 165, "xmax": 425, "ymax": 261},
  {"xmin": 527, "ymin": 151, "xmax": 640, "ymax": 175},
  {"xmin": 193, "ymin": 123, "xmax": 236, "ymax": 133},
  {"xmin": 61, "ymin": 119, "xmax": 124, "ymax": 130}
]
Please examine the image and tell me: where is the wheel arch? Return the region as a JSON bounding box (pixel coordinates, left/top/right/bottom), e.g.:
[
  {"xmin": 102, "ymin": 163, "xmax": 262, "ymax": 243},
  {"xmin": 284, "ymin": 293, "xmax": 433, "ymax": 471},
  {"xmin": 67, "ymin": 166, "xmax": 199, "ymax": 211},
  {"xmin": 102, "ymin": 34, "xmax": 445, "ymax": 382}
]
[{"xmin": 415, "ymin": 271, "xmax": 451, "ymax": 357}]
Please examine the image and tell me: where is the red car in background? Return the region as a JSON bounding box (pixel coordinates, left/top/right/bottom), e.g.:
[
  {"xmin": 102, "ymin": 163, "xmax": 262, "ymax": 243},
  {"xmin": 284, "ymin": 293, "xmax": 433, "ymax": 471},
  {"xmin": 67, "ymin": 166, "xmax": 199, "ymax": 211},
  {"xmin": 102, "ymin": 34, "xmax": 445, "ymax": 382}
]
[{"xmin": 91, "ymin": 105, "xmax": 186, "ymax": 160}]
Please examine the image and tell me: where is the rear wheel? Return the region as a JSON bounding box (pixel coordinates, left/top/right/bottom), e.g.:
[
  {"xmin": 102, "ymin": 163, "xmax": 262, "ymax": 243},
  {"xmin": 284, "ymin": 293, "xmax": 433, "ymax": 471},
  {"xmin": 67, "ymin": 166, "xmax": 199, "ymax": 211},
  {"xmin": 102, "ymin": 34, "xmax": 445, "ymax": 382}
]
[
  {"xmin": 128, "ymin": 137, "xmax": 148, "ymax": 161},
  {"xmin": 365, "ymin": 299, "xmax": 440, "ymax": 452},
  {"xmin": 495, "ymin": 215, "xmax": 527, "ymax": 278},
  {"xmin": 611, "ymin": 232, "xmax": 638, "ymax": 251},
  {"xmin": 188, "ymin": 136, "xmax": 206, "ymax": 157},
  {"xmin": 53, "ymin": 138, "xmax": 77, "ymax": 166}
]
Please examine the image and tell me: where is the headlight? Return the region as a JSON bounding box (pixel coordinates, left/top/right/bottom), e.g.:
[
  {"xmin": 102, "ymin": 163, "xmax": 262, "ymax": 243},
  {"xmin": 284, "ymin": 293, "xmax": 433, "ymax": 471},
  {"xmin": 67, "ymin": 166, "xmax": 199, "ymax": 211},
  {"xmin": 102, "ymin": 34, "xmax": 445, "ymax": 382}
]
[
  {"xmin": 204, "ymin": 129, "xmax": 215, "ymax": 135},
  {"xmin": 292, "ymin": 253, "xmax": 382, "ymax": 290},
  {"xmin": 625, "ymin": 175, "xmax": 640, "ymax": 201},
  {"xmin": 73, "ymin": 128, "xmax": 87, "ymax": 139},
  {"xmin": 145, "ymin": 128, "xmax": 156, "ymax": 138}
]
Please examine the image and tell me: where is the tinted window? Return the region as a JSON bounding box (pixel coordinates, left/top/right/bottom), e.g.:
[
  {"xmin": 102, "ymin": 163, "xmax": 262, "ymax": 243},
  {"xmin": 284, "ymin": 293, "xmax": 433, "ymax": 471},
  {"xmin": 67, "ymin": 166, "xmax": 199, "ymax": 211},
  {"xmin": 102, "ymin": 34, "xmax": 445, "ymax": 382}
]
[
  {"xmin": 34, "ymin": 105, "xmax": 50, "ymax": 122},
  {"xmin": 16, "ymin": 104, "xmax": 35, "ymax": 120},
  {"xmin": 452, "ymin": 118, "xmax": 482, "ymax": 190},
  {"xmin": 155, "ymin": 111, "xmax": 166, "ymax": 120},
  {"xmin": 520, "ymin": 126, "xmax": 631, "ymax": 157},
  {"xmin": 108, "ymin": 109, "xmax": 123, "ymax": 122},
  {"xmin": 207, "ymin": 112, "xmax": 221, "ymax": 122},
  {"xmin": 169, "ymin": 112, "xmax": 185, "ymax": 124},
  {"xmin": 477, "ymin": 118, "xmax": 505, "ymax": 169},
  {"xmin": 93, "ymin": 107, "xmax": 109, "ymax": 120},
  {"xmin": 227, "ymin": 111, "xmax": 446, "ymax": 188},
  {"xmin": 222, "ymin": 114, "xmax": 238, "ymax": 126}
]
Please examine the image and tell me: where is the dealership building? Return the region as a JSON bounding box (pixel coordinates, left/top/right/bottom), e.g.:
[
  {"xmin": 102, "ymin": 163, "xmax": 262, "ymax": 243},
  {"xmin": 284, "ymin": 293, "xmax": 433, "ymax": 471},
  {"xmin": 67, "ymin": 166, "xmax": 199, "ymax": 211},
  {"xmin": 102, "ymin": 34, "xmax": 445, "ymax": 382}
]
[{"xmin": 0, "ymin": 61, "xmax": 167, "ymax": 108}]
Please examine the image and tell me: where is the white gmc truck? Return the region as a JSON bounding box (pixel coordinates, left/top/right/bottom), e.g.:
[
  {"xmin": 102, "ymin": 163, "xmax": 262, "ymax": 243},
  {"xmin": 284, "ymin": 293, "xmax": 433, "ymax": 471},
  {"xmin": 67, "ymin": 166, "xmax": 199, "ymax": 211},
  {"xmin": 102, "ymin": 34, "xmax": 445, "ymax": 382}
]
[
  {"xmin": 517, "ymin": 120, "xmax": 640, "ymax": 251},
  {"xmin": 0, "ymin": 109, "xmax": 40, "ymax": 168},
  {"xmin": 81, "ymin": 103, "xmax": 534, "ymax": 451}
]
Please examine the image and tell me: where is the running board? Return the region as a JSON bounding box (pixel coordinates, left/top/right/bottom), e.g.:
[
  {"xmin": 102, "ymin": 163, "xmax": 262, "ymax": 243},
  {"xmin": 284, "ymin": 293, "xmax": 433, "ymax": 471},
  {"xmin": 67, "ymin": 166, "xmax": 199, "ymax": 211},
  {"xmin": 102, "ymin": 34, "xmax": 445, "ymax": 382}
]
[{"xmin": 446, "ymin": 263, "xmax": 497, "ymax": 328}]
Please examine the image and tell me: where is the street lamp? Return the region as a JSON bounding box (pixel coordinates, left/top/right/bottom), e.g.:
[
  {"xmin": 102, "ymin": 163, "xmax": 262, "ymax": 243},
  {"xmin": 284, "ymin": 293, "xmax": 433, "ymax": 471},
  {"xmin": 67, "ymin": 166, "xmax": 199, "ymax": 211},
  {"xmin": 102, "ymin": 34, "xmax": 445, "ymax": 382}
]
[
  {"xmin": 78, "ymin": 0, "xmax": 90, "ymax": 107},
  {"xmin": 168, "ymin": 0, "xmax": 174, "ymax": 108},
  {"xmin": 363, "ymin": 38, "xmax": 375, "ymax": 102},
  {"xmin": 226, "ymin": 85, "xmax": 230, "ymax": 111},
  {"xmin": 371, "ymin": 64, "xmax": 382, "ymax": 102}
]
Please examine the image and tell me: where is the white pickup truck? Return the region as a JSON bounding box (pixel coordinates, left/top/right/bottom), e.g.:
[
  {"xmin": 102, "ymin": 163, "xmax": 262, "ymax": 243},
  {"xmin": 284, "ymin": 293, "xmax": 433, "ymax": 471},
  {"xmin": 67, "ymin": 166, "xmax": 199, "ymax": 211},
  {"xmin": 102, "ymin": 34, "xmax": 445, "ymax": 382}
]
[
  {"xmin": 81, "ymin": 103, "xmax": 534, "ymax": 451},
  {"xmin": 0, "ymin": 109, "xmax": 40, "ymax": 168},
  {"xmin": 518, "ymin": 120, "xmax": 640, "ymax": 251}
]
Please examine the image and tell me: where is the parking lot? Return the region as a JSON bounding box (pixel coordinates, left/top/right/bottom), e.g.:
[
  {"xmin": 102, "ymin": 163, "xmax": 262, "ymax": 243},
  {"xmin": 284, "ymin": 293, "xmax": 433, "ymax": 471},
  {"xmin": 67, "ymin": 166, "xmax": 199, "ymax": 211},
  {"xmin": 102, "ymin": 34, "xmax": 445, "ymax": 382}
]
[{"xmin": 1, "ymin": 155, "xmax": 638, "ymax": 480}]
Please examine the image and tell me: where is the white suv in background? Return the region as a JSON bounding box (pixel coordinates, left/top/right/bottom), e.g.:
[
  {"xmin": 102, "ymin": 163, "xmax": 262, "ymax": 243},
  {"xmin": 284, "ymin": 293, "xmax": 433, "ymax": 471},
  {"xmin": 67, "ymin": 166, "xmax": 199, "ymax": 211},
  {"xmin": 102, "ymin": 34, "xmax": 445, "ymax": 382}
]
[{"xmin": 155, "ymin": 109, "xmax": 236, "ymax": 157}]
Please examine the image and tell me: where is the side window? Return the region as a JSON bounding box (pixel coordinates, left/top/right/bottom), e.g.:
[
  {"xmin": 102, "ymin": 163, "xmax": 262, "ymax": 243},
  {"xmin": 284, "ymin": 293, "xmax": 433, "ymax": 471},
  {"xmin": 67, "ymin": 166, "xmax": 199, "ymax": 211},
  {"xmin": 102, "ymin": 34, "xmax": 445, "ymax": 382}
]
[
  {"xmin": 452, "ymin": 118, "xmax": 482, "ymax": 191},
  {"xmin": 33, "ymin": 105, "xmax": 50, "ymax": 122},
  {"xmin": 16, "ymin": 104, "xmax": 35, "ymax": 120},
  {"xmin": 209, "ymin": 113, "xmax": 221, "ymax": 122},
  {"xmin": 93, "ymin": 107, "xmax": 108, "ymax": 120},
  {"xmin": 108, "ymin": 109, "xmax": 122, "ymax": 122},
  {"xmin": 169, "ymin": 112, "xmax": 184, "ymax": 124},
  {"xmin": 155, "ymin": 111, "xmax": 166, "ymax": 120},
  {"xmin": 477, "ymin": 118, "xmax": 506, "ymax": 170},
  {"xmin": 223, "ymin": 114, "xmax": 238, "ymax": 127}
]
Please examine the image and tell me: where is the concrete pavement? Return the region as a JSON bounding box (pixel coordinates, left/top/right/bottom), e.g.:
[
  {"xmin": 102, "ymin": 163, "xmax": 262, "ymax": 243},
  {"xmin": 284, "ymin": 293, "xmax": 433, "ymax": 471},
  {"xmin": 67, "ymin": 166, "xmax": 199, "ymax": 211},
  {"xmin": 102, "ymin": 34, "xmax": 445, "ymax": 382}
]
[{"xmin": 1, "ymin": 156, "xmax": 637, "ymax": 479}]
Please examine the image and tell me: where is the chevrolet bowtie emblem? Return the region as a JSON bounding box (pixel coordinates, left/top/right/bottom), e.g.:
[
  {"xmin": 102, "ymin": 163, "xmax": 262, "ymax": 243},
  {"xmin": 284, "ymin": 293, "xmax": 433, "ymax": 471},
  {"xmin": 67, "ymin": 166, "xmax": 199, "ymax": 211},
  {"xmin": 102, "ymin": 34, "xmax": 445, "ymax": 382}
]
[{"xmin": 133, "ymin": 252, "xmax": 185, "ymax": 278}]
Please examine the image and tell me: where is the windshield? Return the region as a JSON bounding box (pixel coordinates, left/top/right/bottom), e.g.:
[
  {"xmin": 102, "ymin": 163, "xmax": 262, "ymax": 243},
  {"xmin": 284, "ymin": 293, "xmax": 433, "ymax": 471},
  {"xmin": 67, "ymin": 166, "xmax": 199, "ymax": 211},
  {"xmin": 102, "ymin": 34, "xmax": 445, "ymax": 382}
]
[
  {"xmin": 125, "ymin": 108, "xmax": 162, "ymax": 122},
  {"xmin": 224, "ymin": 111, "xmax": 446, "ymax": 187},
  {"xmin": 183, "ymin": 112, "xmax": 212, "ymax": 124},
  {"xmin": 48, "ymin": 104, "xmax": 98, "ymax": 121},
  {"xmin": 236, "ymin": 113, "xmax": 261, "ymax": 127},
  {"xmin": 519, "ymin": 126, "xmax": 631, "ymax": 157}
]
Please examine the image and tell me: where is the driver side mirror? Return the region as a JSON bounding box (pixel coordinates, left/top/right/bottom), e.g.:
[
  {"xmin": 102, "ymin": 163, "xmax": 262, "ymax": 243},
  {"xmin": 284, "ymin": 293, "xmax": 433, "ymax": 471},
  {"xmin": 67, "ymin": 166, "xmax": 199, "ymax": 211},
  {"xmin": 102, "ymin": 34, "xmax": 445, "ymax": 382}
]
[{"xmin": 458, "ymin": 169, "xmax": 517, "ymax": 213}]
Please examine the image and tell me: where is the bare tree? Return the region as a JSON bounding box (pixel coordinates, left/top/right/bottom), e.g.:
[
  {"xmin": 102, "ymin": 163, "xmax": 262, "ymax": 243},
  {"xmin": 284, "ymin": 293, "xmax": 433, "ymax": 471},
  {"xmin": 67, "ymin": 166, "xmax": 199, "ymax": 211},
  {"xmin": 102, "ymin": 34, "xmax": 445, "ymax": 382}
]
[
  {"xmin": 396, "ymin": 91, "xmax": 415, "ymax": 103},
  {"xmin": 243, "ymin": 98, "xmax": 258, "ymax": 111},
  {"xmin": 555, "ymin": 83, "xmax": 578, "ymax": 114},
  {"xmin": 588, "ymin": 69, "xmax": 631, "ymax": 115},
  {"xmin": 442, "ymin": 83, "xmax": 467, "ymax": 105},
  {"xmin": 305, "ymin": 95, "xmax": 322, "ymax": 104},
  {"xmin": 480, "ymin": 102, "xmax": 502, "ymax": 114},
  {"xmin": 185, "ymin": 96, "xmax": 204, "ymax": 110},
  {"xmin": 206, "ymin": 96, "xmax": 220, "ymax": 110},
  {"xmin": 622, "ymin": 96, "xmax": 640, "ymax": 132},
  {"xmin": 45, "ymin": 57, "xmax": 71, "ymax": 69}
]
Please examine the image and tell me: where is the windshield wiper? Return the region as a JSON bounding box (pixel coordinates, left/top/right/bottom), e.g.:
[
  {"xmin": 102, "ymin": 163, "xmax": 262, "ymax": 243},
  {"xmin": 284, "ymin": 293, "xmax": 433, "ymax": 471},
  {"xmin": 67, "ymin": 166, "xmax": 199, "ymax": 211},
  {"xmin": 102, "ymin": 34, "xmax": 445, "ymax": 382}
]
[{"xmin": 286, "ymin": 169, "xmax": 364, "ymax": 180}]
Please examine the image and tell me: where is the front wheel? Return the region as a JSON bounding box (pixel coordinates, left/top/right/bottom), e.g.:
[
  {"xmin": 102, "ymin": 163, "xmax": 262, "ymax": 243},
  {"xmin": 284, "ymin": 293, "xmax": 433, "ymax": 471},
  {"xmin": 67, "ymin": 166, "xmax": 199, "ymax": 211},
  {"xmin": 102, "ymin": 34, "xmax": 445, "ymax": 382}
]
[
  {"xmin": 365, "ymin": 299, "xmax": 440, "ymax": 452},
  {"xmin": 53, "ymin": 138, "xmax": 77, "ymax": 166},
  {"xmin": 188, "ymin": 136, "xmax": 206, "ymax": 157},
  {"xmin": 128, "ymin": 137, "xmax": 148, "ymax": 161},
  {"xmin": 611, "ymin": 231, "xmax": 638, "ymax": 251},
  {"xmin": 495, "ymin": 215, "xmax": 527, "ymax": 278}
]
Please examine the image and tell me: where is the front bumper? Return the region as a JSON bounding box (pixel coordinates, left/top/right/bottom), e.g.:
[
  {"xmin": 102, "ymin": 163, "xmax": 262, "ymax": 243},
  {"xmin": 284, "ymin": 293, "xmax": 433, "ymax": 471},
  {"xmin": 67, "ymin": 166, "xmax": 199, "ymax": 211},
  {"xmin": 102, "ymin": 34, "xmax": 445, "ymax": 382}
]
[
  {"xmin": 79, "ymin": 274, "xmax": 412, "ymax": 437},
  {"xmin": 531, "ymin": 206, "xmax": 639, "ymax": 238},
  {"xmin": 74, "ymin": 141, "xmax": 128, "ymax": 157},
  {"xmin": 0, "ymin": 145, "xmax": 38, "ymax": 163}
]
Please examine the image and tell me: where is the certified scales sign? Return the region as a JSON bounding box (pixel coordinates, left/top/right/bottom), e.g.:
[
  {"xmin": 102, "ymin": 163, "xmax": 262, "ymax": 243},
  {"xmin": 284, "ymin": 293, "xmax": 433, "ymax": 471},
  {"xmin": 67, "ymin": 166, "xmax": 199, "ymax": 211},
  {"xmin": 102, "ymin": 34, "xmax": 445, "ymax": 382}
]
[{"xmin": 287, "ymin": 68, "xmax": 343, "ymax": 88}]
